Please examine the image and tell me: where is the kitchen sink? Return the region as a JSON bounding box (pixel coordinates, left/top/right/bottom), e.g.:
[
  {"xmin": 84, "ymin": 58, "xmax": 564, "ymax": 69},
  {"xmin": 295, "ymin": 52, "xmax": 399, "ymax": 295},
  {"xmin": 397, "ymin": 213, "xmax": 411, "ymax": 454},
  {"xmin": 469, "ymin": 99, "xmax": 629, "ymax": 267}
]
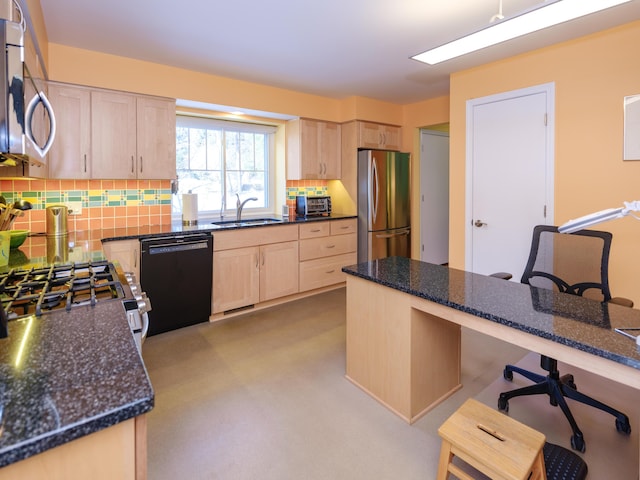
[{"xmin": 212, "ymin": 218, "xmax": 283, "ymax": 227}]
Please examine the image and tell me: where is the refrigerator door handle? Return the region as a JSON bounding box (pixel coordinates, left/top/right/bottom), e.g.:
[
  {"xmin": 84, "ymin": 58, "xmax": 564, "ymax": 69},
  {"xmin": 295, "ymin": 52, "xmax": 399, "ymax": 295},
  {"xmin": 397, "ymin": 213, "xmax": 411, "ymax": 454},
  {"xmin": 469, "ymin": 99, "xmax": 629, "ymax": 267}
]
[
  {"xmin": 375, "ymin": 228, "xmax": 411, "ymax": 239},
  {"xmin": 369, "ymin": 158, "xmax": 379, "ymax": 223}
]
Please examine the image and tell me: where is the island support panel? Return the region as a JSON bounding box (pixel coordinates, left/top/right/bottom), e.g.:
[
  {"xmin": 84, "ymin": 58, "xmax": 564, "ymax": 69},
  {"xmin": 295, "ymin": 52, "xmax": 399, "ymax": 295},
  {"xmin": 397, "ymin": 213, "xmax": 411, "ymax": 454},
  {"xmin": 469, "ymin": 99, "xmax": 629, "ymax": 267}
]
[{"xmin": 345, "ymin": 276, "xmax": 461, "ymax": 423}]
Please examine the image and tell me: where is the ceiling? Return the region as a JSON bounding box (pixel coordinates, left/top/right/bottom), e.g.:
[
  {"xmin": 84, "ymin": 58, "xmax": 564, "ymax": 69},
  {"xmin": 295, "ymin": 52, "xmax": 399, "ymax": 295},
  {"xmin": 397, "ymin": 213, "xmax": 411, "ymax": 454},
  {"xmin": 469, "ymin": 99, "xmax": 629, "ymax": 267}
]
[{"xmin": 38, "ymin": 0, "xmax": 640, "ymax": 105}]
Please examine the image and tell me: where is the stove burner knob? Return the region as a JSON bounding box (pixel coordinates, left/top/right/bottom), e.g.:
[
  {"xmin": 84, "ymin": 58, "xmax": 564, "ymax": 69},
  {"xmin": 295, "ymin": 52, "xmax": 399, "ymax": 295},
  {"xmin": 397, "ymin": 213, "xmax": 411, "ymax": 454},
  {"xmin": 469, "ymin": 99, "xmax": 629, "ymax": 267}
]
[
  {"xmin": 135, "ymin": 293, "xmax": 152, "ymax": 314},
  {"xmin": 124, "ymin": 272, "xmax": 137, "ymax": 284},
  {"xmin": 129, "ymin": 283, "xmax": 142, "ymax": 296}
]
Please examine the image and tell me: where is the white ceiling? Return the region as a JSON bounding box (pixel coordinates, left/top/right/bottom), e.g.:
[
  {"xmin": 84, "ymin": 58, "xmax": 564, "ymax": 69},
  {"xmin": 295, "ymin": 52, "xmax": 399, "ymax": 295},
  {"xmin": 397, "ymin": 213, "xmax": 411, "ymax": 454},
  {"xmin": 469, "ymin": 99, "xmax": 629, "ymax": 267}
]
[{"xmin": 38, "ymin": 0, "xmax": 640, "ymax": 105}]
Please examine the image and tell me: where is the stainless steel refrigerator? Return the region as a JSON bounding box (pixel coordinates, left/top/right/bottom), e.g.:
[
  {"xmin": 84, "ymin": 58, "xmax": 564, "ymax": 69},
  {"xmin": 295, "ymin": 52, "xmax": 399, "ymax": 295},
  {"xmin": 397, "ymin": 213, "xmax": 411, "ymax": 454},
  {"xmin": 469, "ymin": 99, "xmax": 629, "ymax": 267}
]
[{"xmin": 357, "ymin": 149, "xmax": 411, "ymax": 262}]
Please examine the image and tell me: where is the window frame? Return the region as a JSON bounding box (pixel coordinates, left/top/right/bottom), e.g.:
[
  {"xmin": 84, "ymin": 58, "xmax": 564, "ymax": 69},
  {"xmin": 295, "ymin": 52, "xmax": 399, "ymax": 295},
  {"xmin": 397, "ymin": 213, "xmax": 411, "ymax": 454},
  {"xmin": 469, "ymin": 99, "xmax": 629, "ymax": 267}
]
[{"xmin": 174, "ymin": 115, "xmax": 277, "ymax": 221}]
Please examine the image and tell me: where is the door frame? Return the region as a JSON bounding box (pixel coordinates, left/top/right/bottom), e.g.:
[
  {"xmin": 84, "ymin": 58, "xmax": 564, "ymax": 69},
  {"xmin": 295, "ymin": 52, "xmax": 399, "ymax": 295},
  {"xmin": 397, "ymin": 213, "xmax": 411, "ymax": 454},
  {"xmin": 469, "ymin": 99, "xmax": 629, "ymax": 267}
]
[
  {"xmin": 420, "ymin": 128, "xmax": 449, "ymax": 265},
  {"xmin": 464, "ymin": 82, "xmax": 555, "ymax": 270}
]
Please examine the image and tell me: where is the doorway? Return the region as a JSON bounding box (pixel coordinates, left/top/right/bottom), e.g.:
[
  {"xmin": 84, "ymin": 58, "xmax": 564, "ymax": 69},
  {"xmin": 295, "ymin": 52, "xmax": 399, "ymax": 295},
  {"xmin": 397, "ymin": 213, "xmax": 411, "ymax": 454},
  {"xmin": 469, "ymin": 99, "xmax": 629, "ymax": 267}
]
[
  {"xmin": 420, "ymin": 128, "xmax": 449, "ymax": 265},
  {"xmin": 465, "ymin": 83, "xmax": 555, "ymax": 280}
]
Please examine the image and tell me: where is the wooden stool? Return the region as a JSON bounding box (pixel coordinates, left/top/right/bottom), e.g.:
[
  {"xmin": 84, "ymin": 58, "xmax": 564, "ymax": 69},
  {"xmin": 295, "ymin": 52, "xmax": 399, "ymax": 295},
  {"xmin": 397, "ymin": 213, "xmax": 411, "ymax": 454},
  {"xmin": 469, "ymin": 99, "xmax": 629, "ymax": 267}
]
[{"xmin": 437, "ymin": 398, "xmax": 547, "ymax": 480}]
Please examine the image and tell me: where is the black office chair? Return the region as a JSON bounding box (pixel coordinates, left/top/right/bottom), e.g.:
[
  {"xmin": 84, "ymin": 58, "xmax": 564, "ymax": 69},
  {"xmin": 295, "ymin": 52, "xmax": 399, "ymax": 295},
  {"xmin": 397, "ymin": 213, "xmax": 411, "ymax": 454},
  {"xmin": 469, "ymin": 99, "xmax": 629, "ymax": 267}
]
[{"xmin": 494, "ymin": 225, "xmax": 632, "ymax": 453}]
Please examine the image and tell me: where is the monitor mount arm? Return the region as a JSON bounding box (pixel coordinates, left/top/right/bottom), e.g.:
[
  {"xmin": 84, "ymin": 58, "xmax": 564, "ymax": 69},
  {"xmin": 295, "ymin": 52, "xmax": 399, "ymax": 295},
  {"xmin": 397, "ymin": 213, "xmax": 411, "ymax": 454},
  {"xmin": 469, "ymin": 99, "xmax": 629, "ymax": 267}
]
[{"xmin": 558, "ymin": 200, "xmax": 640, "ymax": 233}]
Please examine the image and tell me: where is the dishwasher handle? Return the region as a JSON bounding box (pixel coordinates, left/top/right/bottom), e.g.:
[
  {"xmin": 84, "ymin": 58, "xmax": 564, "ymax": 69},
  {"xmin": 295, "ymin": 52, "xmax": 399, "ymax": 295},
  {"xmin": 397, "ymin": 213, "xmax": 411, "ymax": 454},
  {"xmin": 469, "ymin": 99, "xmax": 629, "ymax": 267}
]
[{"xmin": 141, "ymin": 235, "xmax": 212, "ymax": 255}]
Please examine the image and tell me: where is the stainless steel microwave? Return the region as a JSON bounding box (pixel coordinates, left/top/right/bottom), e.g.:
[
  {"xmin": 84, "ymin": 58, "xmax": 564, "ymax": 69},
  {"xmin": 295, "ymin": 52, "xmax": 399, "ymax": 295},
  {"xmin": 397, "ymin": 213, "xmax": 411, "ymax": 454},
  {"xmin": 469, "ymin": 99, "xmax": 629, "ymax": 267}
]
[
  {"xmin": 0, "ymin": 0, "xmax": 56, "ymax": 168},
  {"xmin": 296, "ymin": 195, "xmax": 331, "ymax": 217}
]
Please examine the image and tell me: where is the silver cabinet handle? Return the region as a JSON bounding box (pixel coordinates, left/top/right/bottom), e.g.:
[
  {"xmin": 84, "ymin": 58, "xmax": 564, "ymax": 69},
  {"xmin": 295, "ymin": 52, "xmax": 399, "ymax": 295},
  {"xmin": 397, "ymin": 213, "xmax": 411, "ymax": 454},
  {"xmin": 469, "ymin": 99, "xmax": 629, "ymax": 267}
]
[
  {"xmin": 140, "ymin": 156, "xmax": 143, "ymax": 173},
  {"xmin": 474, "ymin": 220, "xmax": 487, "ymax": 227},
  {"xmin": 131, "ymin": 156, "xmax": 135, "ymax": 174},
  {"xmin": 83, "ymin": 154, "xmax": 87, "ymax": 173}
]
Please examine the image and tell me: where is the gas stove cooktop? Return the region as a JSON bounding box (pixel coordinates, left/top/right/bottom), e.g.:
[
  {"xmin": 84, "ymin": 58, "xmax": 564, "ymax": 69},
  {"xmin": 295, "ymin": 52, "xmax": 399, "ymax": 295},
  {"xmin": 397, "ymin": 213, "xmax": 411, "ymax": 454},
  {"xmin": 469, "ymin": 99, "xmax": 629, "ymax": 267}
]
[{"xmin": 0, "ymin": 260, "xmax": 126, "ymax": 320}]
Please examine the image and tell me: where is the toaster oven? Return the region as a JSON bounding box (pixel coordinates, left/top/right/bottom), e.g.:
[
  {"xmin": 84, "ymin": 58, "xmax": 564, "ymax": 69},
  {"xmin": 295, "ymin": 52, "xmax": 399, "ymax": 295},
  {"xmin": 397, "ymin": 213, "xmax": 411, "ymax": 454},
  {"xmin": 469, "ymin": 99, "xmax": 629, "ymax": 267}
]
[{"xmin": 296, "ymin": 195, "xmax": 331, "ymax": 217}]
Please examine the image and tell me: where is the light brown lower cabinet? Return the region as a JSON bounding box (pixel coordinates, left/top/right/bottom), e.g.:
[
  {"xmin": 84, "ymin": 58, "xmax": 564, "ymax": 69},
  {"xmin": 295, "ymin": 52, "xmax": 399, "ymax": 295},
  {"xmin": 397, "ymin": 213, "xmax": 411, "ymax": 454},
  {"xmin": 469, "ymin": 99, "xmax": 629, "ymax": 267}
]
[
  {"xmin": 299, "ymin": 219, "xmax": 357, "ymax": 292},
  {"xmin": 212, "ymin": 225, "xmax": 299, "ymax": 314},
  {"xmin": 259, "ymin": 241, "xmax": 299, "ymax": 302},
  {"xmin": 212, "ymin": 219, "xmax": 356, "ymax": 318},
  {"xmin": 213, "ymin": 246, "xmax": 260, "ymax": 312},
  {"xmin": 0, "ymin": 416, "xmax": 147, "ymax": 480},
  {"xmin": 102, "ymin": 239, "xmax": 140, "ymax": 279},
  {"xmin": 299, "ymin": 253, "xmax": 356, "ymax": 291}
]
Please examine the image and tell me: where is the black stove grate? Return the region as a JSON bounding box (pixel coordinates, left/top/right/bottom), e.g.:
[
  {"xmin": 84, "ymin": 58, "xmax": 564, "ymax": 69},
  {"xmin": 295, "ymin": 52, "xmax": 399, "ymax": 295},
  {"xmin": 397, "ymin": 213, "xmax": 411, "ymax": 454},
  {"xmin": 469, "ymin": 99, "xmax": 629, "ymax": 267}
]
[{"xmin": 0, "ymin": 261, "xmax": 125, "ymax": 320}]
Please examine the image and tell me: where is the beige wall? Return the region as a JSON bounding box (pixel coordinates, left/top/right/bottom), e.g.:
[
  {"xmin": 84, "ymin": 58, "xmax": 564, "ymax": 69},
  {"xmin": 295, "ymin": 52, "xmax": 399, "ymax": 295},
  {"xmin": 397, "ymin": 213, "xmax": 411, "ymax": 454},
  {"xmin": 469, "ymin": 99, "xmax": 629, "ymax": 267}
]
[
  {"xmin": 449, "ymin": 20, "xmax": 640, "ymax": 304},
  {"xmin": 35, "ymin": 2, "xmax": 640, "ymax": 302},
  {"xmin": 47, "ymin": 44, "xmax": 409, "ymax": 127},
  {"xmin": 403, "ymin": 96, "xmax": 451, "ymax": 258}
]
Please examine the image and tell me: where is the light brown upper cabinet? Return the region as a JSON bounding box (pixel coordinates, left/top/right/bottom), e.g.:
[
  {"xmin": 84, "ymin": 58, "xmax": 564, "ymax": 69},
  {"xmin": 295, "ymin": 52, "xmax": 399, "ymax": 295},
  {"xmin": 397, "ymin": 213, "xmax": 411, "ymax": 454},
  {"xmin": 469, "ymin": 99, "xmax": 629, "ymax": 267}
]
[
  {"xmin": 48, "ymin": 82, "xmax": 177, "ymax": 180},
  {"xmin": 355, "ymin": 121, "xmax": 401, "ymax": 151},
  {"xmin": 287, "ymin": 118, "xmax": 341, "ymax": 180},
  {"xmin": 48, "ymin": 83, "xmax": 92, "ymax": 179}
]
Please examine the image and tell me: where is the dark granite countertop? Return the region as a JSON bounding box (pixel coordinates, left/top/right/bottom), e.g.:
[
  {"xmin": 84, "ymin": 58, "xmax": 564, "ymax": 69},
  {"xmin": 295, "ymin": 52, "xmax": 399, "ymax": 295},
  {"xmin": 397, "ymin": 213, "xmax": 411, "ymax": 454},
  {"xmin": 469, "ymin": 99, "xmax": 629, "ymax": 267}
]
[
  {"xmin": 99, "ymin": 214, "xmax": 357, "ymax": 242},
  {"xmin": 0, "ymin": 249, "xmax": 154, "ymax": 468},
  {"xmin": 343, "ymin": 257, "xmax": 640, "ymax": 370}
]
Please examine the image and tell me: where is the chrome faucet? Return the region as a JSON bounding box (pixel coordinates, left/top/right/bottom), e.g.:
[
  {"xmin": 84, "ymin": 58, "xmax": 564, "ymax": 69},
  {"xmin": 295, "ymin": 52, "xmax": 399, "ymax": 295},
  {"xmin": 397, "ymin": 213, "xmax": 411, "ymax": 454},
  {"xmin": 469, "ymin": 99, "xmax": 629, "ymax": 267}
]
[{"xmin": 236, "ymin": 194, "xmax": 258, "ymax": 221}]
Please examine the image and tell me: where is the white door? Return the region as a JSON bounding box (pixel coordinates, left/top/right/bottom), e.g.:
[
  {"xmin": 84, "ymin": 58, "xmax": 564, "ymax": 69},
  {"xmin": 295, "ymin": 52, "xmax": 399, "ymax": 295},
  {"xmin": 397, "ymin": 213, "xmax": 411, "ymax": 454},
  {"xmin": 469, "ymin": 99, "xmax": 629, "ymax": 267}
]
[
  {"xmin": 466, "ymin": 83, "xmax": 555, "ymax": 281},
  {"xmin": 420, "ymin": 129, "xmax": 449, "ymax": 265}
]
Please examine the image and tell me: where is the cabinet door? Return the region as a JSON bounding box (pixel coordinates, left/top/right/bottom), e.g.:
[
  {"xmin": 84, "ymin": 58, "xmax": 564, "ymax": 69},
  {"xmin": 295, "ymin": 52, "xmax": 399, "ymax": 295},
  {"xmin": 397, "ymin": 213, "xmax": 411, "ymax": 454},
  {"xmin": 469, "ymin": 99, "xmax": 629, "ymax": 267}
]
[
  {"xmin": 91, "ymin": 91, "xmax": 137, "ymax": 179},
  {"xmin": 136, "ymin": 97, "xmax": 177, "ymax": 179},
  {"xmin": 103, "ymin": 239, "xmax": 140, "ymax": 279},
  {"xmin": 48, "ymin": 83, "xmax": 92, "ymax": 179},
  {"xmin": 287, "ymin": 119, "xmax": 341, "ymax": 180},
  {"xmin": 213, "ymin": 246, "xmax": 260, "ymax": 313},
  {"xmin": 357, "ymin": 121, "xmax": 401, "ymax": 150},
  {"xmin": 380, "ymin": 125, "xmax": 401, "ymax": 150},
  {"xmin": 319, "ymin": 121, "xmax": 341, "ymax": 178},
  {"xmin": 299, "ymin": 119, "xmax": 321, "ymax": 178},
  {"xmin": 358, "ymin": 122, "xmax": 384, "ymax": 149},
  {"xmin": 259, "ymin": 241, "xmax": 299, "ymax": 302}
]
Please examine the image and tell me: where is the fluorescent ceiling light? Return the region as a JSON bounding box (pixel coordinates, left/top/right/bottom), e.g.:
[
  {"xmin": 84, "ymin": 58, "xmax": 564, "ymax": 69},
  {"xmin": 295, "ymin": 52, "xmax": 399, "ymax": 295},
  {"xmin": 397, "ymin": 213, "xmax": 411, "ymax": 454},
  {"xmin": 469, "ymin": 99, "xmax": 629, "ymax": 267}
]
[{"xmin": 411, "ymin": 0, "xmax": 632, "ymax": 65}]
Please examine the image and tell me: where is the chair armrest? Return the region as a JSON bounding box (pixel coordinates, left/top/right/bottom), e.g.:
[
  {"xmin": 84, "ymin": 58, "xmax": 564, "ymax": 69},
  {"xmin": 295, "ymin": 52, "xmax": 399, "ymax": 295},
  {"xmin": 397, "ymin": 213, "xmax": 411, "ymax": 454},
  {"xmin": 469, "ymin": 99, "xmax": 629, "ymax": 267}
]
[
  {"xmin": 610, "ymin": 296, "xmax": 634, "ymax": 308},
  {"xmin": 489, "ymin": 272, "xmax": 513, "ymax": 281}
]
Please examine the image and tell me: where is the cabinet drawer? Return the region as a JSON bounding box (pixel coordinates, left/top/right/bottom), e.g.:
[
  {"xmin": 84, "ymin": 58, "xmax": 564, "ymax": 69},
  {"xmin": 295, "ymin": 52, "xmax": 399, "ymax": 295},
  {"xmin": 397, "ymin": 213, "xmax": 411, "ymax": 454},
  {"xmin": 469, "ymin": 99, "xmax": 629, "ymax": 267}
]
[
  {"xmin": 299, "ymin": 222, "xmax": 330, "ymax": 239},
  {"xmin": 299, "ymin": 233, "xmax": 356, "ymax": 261},
  {"xmin": 214, "ymin": 225, "xmax": 298, "ymax": 251},
  {"xmin": 299, "ymin": 253, "xmax": 357, "ymax": 292},
  {"xmin": 330, "ymin": 219, "xmax": 356, "ymax": 236}
]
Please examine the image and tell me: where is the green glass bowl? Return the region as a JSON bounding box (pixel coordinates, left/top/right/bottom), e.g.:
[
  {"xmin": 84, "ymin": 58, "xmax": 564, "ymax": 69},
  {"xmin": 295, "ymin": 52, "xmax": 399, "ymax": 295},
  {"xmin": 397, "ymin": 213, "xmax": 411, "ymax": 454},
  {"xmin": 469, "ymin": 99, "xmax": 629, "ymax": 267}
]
[{"xmin": 9, "ymin": 230, "xmax": 29, "ymax": 249}]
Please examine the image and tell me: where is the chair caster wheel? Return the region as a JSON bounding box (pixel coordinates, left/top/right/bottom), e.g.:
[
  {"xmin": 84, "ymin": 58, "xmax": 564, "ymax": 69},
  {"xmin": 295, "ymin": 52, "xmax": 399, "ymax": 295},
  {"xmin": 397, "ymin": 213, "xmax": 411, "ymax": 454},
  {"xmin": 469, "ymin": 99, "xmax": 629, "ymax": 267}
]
[
  {"xmin": 498, "ymin": 396, "xmax": 509, "ymax": 412},
  {"xmin": 503, "ymin": 368, "xmax": 513, "ymax": 381},
  {"xmin": 571, "ymin": 433, "xmax": 586, "ymax": 453},
  {"xmin": 616, "ymin": 418, "xmax": 632, "ymax": 435}
]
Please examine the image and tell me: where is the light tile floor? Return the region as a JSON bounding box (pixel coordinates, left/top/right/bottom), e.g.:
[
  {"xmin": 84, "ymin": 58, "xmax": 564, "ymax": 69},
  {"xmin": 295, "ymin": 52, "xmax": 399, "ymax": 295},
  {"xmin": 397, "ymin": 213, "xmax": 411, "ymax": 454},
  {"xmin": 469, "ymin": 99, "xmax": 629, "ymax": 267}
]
[{"xmin": 142, "ymin": 288, "xmax": 638, "ymax": 479}]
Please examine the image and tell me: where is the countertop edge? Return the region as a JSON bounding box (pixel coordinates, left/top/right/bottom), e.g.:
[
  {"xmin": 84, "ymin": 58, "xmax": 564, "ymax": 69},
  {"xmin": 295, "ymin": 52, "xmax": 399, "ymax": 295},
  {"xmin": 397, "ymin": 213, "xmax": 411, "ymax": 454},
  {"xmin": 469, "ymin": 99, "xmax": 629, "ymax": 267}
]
[
  {"xmin": 0, "ymin": 397, "xmax": 154, "ymax": 468},
  {"xmin": 342, "ymin": 261, "xmax": 640, "ymax": 371},
  {"xmin": 100, "ymin": 215, "xmax": 357, "ymax": 243}
]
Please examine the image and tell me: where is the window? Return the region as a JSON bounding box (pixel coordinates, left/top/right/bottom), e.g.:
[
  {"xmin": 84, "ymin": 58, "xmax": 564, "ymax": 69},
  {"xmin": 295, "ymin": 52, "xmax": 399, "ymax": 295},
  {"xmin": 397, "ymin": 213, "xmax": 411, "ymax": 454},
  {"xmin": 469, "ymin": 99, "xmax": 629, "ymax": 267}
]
[{"xmin": 173, "ymin": 115, "xmax": 277, "ymax": 217}]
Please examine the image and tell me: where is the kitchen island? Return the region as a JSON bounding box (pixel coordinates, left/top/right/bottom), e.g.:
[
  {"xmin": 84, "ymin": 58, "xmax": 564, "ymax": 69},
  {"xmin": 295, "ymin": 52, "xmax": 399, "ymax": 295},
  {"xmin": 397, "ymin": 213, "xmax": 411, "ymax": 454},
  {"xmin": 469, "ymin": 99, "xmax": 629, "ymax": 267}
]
[
  {"xmin": 0, "ymin": 243, "xmax": 153, "ymax": 479},
  {"xmin": 342, "ymin": 257, "xmax": 640, "ymax": 466}
]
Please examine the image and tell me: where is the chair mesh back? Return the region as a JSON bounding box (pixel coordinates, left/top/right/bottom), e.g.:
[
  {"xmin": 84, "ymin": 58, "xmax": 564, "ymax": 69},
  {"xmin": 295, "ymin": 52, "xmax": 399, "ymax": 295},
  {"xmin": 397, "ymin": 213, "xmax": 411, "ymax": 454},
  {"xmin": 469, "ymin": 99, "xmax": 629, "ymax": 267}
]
[{"xmin": 521, "ymin": 226, "xmax": 612, "ymax": 302}]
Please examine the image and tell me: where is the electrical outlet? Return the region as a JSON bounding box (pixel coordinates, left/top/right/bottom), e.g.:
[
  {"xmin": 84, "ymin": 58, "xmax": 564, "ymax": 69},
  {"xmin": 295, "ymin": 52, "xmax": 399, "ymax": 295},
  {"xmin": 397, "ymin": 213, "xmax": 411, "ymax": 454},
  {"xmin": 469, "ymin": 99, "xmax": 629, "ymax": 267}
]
[{"xmin": 65, "ymin": 201, "xmax": 83, "ymax": 216}]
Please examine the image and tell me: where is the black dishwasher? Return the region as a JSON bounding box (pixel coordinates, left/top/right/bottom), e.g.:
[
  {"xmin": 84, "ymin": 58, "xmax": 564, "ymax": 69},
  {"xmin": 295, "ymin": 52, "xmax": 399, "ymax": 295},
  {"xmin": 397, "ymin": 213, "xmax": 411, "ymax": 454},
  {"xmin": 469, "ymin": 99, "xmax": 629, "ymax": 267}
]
[{"xmin": 140, "ymin": 234, "xmax": 213, "ymax": 336}]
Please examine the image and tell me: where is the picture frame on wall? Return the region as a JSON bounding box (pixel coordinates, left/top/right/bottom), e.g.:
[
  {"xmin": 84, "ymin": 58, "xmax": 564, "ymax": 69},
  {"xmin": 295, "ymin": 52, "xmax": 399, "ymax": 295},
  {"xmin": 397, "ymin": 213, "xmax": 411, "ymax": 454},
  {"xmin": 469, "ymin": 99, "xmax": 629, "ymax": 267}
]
[{"xmin": 624, "ymin": 94, "xmax": 640, "ymax": 160}]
